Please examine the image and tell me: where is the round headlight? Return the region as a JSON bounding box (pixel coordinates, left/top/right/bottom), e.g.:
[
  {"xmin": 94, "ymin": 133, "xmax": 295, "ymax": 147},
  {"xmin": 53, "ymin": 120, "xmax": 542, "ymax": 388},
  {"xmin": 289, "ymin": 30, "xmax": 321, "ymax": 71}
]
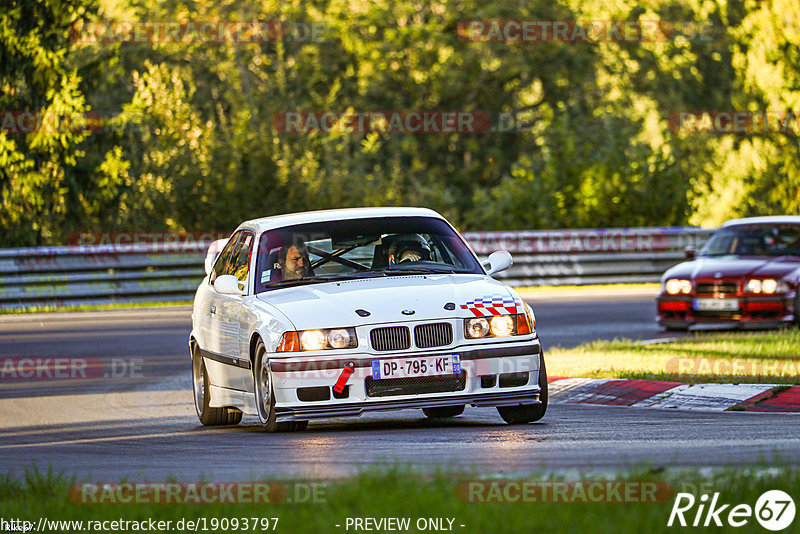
[
  {"xmin": 761, "ymin": 279, "xmax": 778, "ymax": 294},
  {"xmin": 746, "ymin": 279, "xmax": 762, "ymax": 294},
  {"xmin": 665, "ymin": 279, "xmax": 682, "ymax": 295},
  {"xmin": 466, "ymin": 318, "xmax": 490, "ymax": 338},
  {"xmin": 300, "ymin": 330, "xmax": 326, "ymax": 351},
  {"xmin": 327, "ymin": 329, "xmax": 351, "ymax": 349},
  {"xmin": 490, "ymin": 315, "xmax": 514, "ymax": 337}
]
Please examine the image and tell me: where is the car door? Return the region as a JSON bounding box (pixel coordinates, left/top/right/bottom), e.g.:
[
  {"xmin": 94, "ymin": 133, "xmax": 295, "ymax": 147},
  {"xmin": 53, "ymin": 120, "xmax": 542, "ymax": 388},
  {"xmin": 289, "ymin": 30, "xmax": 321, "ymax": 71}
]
[
  {"xmin": 214, "ymin": 230, "xmax": 255, "ymax": 391},
  {"xmin": 204, "ymin": 230, "xmax": 249, "ymax": 391},
  {"xmin": 203, "ymin": 231, "xmax": 240, "ymax": 357}
]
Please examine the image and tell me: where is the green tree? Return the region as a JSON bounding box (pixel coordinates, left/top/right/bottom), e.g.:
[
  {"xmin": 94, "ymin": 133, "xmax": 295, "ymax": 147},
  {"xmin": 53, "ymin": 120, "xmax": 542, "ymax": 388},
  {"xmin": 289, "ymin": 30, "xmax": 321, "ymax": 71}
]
[{"xmin": 0, "ymin": 0, "xmax": 131, "ymax": 245}]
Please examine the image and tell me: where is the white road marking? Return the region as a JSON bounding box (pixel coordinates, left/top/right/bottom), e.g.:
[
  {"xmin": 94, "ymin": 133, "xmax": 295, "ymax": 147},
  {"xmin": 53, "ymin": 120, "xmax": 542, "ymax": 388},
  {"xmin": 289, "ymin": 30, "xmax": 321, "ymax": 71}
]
[{"xmin": 634, "ymin": 383, "xmax": 778, "ymax": 411}]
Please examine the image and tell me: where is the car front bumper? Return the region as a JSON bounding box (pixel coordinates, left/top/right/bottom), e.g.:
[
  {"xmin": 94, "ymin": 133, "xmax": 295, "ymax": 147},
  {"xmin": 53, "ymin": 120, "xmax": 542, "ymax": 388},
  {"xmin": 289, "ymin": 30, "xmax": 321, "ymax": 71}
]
[
  {"xmin": 657, "ymin": 293, "xmax": 795, "ymax": 328},
  {"xmin": 269, "ymin": 339, "xmax": 542, "ymax": 422}
]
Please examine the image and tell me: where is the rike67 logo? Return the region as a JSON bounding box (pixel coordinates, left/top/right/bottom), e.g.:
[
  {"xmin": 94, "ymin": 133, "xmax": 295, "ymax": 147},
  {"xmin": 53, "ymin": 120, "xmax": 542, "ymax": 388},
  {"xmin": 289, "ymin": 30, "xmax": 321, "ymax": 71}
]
[{"xmin": 668, "ymin": 490, "xmax": 795, "ymax": 531}]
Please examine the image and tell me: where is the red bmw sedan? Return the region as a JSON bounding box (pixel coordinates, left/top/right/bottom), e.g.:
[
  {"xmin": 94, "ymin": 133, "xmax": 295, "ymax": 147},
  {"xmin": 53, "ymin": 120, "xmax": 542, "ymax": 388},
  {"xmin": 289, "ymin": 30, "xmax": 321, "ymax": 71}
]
[{"xmin": 657, "ymin": 216, "xmax": 800, "ymax": 331}]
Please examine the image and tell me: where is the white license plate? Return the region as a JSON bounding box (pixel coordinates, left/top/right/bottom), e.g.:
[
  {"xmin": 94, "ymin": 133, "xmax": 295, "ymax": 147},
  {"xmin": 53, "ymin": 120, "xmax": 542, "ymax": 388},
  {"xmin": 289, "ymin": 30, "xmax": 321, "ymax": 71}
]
[
  {"xmin": 693, "ymin": 298, "xmax": 739, "ymax": 311},
  {"xmin": 371, "ymin": 355, "xmax": 461, "ymax": 380}
]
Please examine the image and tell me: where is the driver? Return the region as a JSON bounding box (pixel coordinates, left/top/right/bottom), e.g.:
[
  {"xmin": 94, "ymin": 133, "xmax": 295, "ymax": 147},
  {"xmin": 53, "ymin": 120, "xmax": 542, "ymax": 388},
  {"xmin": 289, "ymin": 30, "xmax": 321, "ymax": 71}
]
[
  {"xmin": 279, "ymin": 241, "xmax": 311, "ymax": 280},
  {"xmin": 388, "ymin": 234, "xmax": 432, "ymax": 266}
]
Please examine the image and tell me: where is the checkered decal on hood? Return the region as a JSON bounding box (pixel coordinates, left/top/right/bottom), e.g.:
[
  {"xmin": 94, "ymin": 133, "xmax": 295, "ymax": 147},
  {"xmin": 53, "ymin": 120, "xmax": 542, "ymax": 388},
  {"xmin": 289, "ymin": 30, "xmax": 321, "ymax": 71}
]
[{"xmin": 461, "ymin": 294, "xmax": 523, "ymax": 317}]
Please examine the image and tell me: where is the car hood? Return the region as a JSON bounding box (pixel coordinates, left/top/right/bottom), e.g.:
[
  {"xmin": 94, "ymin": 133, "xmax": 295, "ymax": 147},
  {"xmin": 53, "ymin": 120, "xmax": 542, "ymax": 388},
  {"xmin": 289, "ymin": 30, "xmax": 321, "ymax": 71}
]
[
  {"xmin": 255, "ymin": 274, "xmax": 521, "ymax": 330},
  {"xmin": 664, "ymin": 256, "xmax": 800, "ymax": 280}
]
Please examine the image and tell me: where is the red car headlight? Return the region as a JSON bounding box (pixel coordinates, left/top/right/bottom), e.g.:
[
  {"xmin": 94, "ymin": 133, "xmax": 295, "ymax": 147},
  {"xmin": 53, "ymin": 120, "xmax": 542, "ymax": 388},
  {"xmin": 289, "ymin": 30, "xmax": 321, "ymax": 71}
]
[
  {"xmin": 745, "ymin": 279, "xmax": 789, "ymax": 295},
  {"xmin": 665, "ymin": 279, "xmax": 692, "ymax": 295}
]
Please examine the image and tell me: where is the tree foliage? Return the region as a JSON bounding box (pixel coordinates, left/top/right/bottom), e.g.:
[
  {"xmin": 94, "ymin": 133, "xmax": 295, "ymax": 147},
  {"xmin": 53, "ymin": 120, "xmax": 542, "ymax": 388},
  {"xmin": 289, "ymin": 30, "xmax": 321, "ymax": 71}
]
[{"xmin": 1, "ymin": 0, "xmax": 797, "ymax": 245}]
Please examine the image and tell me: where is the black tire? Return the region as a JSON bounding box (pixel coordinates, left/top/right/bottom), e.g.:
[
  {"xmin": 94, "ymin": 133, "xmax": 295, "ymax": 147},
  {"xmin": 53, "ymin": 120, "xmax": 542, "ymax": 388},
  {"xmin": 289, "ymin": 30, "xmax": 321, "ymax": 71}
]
[
  {"xmin": 665, "ymin": 325, "xmax": 689, "ymax": 332},
  {"xmin": 192, "ymin": 345, "xmax": 242, "ymax": 426},
  {"xmin": 254, "ymin": 339, "xmax": 292, "ymax": 432},
  {"xmin": 497, "ymin": 349, "xmax": 548, "ymax": 424},
  {"xmin": 422, "ymin": 406, "xmax": 465, "ymax": 418}
]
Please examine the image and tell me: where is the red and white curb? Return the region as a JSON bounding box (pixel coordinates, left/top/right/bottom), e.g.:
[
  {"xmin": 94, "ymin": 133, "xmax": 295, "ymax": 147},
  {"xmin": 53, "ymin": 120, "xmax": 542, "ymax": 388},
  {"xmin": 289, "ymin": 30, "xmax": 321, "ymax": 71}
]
[{"xmin": 549, "ymin": 377, "xmax": 800, "ymax": 412}]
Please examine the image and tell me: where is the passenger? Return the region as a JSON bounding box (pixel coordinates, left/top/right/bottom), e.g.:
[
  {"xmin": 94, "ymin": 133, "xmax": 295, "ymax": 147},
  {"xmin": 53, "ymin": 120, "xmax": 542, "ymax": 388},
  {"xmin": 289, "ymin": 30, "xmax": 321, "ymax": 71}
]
[{"xmin": 388, "ymin": 234, "xmax": 432, "ymax": 266}]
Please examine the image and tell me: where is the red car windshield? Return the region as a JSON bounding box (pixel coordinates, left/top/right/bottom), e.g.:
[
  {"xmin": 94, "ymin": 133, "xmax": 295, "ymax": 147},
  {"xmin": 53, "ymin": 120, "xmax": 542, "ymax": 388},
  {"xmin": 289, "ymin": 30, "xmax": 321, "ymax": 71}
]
[{"xmin": 700, "ymin": 224, "xmax": 800, "ymax": 257}]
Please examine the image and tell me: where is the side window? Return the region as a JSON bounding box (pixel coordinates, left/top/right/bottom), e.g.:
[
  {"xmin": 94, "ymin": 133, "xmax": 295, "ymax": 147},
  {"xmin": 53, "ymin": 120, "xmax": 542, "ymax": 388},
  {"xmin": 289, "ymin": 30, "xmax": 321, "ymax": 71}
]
[
  {"xmin": 227, "ymin": 233, "xmax": 254, "ymax": 289},
  {"xmin": 209, "ymin": 231, "xmax": 242, "ymax": 284}
]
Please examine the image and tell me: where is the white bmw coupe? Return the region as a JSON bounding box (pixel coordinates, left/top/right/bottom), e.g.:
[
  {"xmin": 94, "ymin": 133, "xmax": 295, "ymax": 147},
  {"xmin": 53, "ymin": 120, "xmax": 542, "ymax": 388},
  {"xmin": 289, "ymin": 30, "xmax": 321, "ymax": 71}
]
[{"xmin": 190, "ymin": 207, "xmax": 547, "ymax": 431}]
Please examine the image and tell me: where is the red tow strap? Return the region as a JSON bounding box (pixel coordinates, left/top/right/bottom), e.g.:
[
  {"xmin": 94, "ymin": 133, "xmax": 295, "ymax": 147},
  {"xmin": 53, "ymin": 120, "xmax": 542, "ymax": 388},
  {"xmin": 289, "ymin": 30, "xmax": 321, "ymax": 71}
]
[{"xmin": 333, "ymin": 362, "xmax": 355, "ymax": 393}]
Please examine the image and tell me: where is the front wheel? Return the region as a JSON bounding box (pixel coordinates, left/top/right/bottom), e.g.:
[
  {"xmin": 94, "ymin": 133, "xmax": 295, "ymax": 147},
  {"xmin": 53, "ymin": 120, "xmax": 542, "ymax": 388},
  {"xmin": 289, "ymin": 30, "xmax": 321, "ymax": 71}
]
[
  {"xmin": 497, "ymin": 349, "xmax": 548, "ymax": 424},
  {"xmin": 254, "ymin": 339, "xmax": 292, "ymax": 432},
  {"xmin": 192, "ymin": 345, "xmax": 242, "ymax": 426}
]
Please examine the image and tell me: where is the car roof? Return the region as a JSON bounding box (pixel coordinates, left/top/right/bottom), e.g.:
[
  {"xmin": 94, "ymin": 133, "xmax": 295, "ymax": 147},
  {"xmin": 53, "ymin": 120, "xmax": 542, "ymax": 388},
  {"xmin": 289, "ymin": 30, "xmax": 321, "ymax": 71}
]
[
  {"xmin": 722, "ymin": 216, "xmax": 800, "ymax": 228},
  {"xmin": 237, "ymin": 207, "xmax": 445, "ymax": 233}
]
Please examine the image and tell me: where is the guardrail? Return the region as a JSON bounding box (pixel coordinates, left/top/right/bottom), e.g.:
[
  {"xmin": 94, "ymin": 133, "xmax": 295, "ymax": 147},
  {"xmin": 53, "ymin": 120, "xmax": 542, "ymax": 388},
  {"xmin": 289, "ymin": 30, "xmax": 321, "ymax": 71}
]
[
  {"xmin": 463, "ymin": 227, "xmax": 714, "ymax": 286},
  {"xmin": 0, "ymin": 227, "xmax": 714, "ymax": 310}
]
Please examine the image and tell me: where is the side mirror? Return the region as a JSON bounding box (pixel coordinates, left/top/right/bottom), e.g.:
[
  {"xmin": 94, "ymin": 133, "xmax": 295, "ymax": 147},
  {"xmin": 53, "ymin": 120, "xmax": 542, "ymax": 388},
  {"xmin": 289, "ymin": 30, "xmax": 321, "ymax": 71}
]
[
  {"xmin": 483, "ymin": 250, "xmax": 513, "ymax": 275},
  {"xmin": 684, "ymin": 246, "xmax": 696, "ymax": 260},
  {"xmin": 214, "ymin": 274, "xmax": 244, "ymax": 296},
  {"xmin": 205, "ymin": 238, "xmax": 228, "ymax": 275}
]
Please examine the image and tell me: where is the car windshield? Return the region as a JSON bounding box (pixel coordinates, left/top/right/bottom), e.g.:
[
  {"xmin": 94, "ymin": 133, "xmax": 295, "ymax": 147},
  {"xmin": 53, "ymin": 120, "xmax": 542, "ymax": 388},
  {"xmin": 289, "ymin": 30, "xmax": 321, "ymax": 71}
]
[
  {"xmin": 253, "ymin": 216, "xmax": 482, "ymax": 293},
  {"xmin": 699, "ymin": 224, "xmax": 800, "ymax": 257}
]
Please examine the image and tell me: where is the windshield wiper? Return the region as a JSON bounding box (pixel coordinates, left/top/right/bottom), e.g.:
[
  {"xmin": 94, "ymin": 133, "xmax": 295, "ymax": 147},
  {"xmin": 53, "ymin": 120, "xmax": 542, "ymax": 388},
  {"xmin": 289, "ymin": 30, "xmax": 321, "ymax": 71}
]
[
  {"xmin": 313, "ymin": 271, "xmax": 387, "ymax": 281},
  {"xmin": 266, "ymin": 271, "xmax": 386, "ymax": 289},
  {"xmin": 383, "ymin": 266, "xmax": 455, "ymax": 275}
]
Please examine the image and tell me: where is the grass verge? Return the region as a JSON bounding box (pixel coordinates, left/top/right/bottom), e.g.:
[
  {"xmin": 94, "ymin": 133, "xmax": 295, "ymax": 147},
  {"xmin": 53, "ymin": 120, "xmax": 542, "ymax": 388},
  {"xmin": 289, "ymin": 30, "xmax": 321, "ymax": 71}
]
[
  {"xmin": 514, "ymin": 282, "xmax": 660, "ymax": 294},
  {"xmin": 1, "ymin": 466, "xmax": 798, "ymax": 533},
  {"xmin": 548, "ymin": 329, "xmax": 800, "ymax": 384},
  {"xmin": 0, "ymin": 300, "xmax": 192, "ymax": 315}
]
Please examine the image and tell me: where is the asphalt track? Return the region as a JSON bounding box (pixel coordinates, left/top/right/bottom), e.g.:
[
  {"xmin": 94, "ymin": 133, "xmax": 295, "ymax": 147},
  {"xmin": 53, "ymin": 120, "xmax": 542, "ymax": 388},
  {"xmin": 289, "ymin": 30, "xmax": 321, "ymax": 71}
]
[{"xmin": 2, "ymin": 288, "xmax": 798, "ymax": 481}]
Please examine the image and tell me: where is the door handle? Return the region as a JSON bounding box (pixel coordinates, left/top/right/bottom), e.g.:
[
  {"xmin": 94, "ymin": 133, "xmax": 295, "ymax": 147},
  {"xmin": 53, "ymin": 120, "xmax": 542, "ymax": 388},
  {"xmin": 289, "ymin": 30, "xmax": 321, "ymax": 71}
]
[{"xmin": 210, "ymin": 305, "xmax": 216, "ymax": 315}]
